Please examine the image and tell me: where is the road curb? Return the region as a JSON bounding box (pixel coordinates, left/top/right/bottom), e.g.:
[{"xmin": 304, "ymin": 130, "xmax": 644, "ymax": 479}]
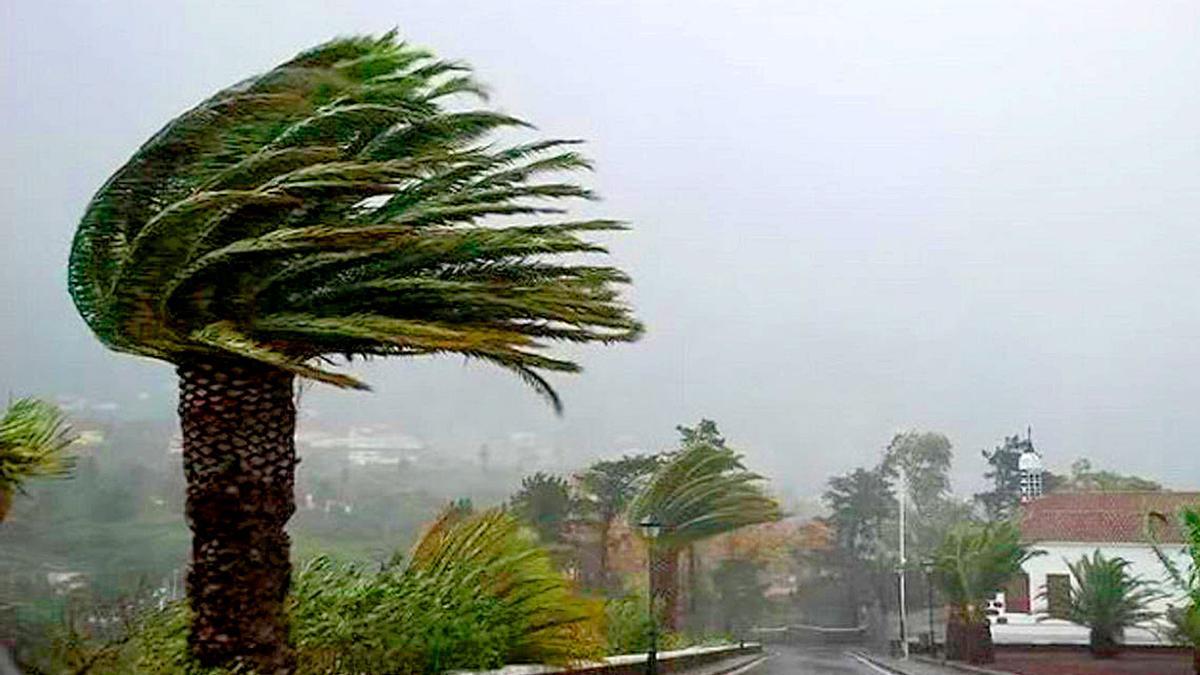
[
  {"xmin": 911, "ymin": 655, "xmax": 1015, "ymax": 675},
  {"xmin": 848, "ymin": 651, "xmax": 1015, "ymax": 675}
]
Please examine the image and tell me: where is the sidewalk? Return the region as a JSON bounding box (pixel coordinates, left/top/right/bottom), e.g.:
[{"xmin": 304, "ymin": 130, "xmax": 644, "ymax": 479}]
[{"xmin": 852, "ymin": 652, "xmax": 1014, "ymax": 675}]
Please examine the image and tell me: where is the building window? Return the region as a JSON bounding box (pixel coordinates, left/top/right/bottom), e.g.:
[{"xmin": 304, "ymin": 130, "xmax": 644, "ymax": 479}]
[{"xmin": 1046, "ymin": 573, "xmax": 1071, "ymax": 619}]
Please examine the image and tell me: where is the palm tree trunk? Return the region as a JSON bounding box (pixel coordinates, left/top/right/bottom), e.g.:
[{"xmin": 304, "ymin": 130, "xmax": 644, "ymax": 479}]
[
  {"xmin": 652, "ymin": 547, "xmax": 681, "ymax": 631},
  {"xmin": 0, "ymin": 488, "xmax": 10, "ymax": 524},
  {"xmin": 945, "ymin": 606, "xmax": 994, "ymax": 664},
  {"xmin": 598, "ymin": 517, "xmax": 611, "ymax": 591},
  {"xmin": 178, "ymin": 359, "xmax": 297, "ymax": 673},
  {"xmin": 687, "ymin": 544, "xmax": 699, "ymax": 628}
]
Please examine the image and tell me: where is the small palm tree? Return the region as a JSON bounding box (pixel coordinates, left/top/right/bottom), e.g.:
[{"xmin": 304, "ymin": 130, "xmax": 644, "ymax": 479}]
[
  {"xmin": 932, "ymin": 521, "xmax": 1039, "ymax": 664},
  {"xmin": 1051, "ymin": 551, "xmax": 1160, "ymax": 657},
  {"xmin": 1149, "ymin": 505, "xmax": 1200, "ymax": 673},
  {"xmin": 68, "ymin": 32, "xmax": 639, "ymax": 671},
  {"xmin": 0, "ymin": 398, "xmax": 75, "ymax": 522},
  {"xmin": 628, "ymin": 423, "xmax": 782, "ymax": 630}
]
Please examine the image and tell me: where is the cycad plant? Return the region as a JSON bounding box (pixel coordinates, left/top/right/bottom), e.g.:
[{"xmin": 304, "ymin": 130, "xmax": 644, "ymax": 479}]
[
  {"xmin": 68, "ymin": 32, "xmax": 639, "ymax": 671},
  {"xmin": 628, "ymin": 424, "xmax": 782, "ymax": 630},
  {"xmin": 932, "ymin": 521, "xmax": 1038, "ymax": 664},
  {"xmin": 0, "ymin": 398, "xmax": 75, "ymax": 523},
  {"xmin": 1053, "ymin": 551, "xmax": 1160, "ymax": 657},
  {"xmin": 1149, "ymin": 506, "xmax": 1200, "ymax": 673}
]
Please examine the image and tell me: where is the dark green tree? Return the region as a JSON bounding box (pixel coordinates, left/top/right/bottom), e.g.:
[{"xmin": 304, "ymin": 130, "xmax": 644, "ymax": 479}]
[
  {"xmin": 67, "ymin": 32, "xmax": 640, "ymax": 671},
  {"xmin": 576, "ymin": 454, "xmax": 661, "ymax": 590},
  {"xmin": 510, "ymin": 472, "xmax": 574, "ymax": 546},
  {"xmin": 975, "ymin": 434, "xmax": 1027, "ymax": 521},
  {"xmin": 712, "ymin": 558, "xmax": 768, "ymax": 636},
  {"xmin": 1064, "ymin": 459, "xmax": 1162, "ymax": 492}
]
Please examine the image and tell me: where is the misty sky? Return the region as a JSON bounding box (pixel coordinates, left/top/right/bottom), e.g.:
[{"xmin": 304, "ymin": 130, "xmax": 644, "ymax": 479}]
[{"xmin": 3, "ymin": 0, "xmax": 1199, "ymax": 496}]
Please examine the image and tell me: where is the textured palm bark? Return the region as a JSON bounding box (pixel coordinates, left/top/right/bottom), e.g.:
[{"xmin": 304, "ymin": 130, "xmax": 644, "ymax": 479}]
[
  {"xmin": 178, "ymin": 360, "xmax": 297, "ymax": 674},
  {"xmin": 945, "ymin": 606, "xmax": 994, "ymax": 664},
  {"xmin": 652, "ymin": 547, "xmax": 681, "ymax": 630},
  {"xmin": 0, "ymin": 488, "xmax": 10, "ymax": 523}
]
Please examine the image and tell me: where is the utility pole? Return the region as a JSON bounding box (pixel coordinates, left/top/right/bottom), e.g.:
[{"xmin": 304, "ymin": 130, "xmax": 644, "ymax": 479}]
[{"xmin": 898, "ymin": 465, "xmax": 910, "ymax": 659}]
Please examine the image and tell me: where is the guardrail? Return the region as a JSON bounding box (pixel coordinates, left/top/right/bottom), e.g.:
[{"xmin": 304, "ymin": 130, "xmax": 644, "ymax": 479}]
[{"xmin": 750, "ymin": 623, "xmax": 868, "ymax": 645}]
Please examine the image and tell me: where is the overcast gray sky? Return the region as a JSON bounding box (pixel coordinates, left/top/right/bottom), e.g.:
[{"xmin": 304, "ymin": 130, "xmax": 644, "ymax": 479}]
[{"xmin": 3, "ymin": 0, "xmax": 1199, "ymax": 495}]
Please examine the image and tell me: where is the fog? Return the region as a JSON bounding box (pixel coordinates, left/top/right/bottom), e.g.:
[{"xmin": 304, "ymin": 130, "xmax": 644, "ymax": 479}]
[{"xmin": 3, "ymin": 0, "xmax": 1199, "ymax": 495}]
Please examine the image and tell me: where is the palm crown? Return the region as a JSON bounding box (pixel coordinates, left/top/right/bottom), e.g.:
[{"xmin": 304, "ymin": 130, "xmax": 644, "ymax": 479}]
[{"xmin": 68, "ymin": 31, "xmax": 641, "ymax": 408}]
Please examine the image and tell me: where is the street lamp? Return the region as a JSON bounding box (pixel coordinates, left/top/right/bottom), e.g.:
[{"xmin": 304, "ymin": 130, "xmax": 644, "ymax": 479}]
[
  {"xmin": 639, "ymin": 516, "xmax": 663, "ymax": 675},
  {"xmin": 921, "ymin": 558, "xmax": 936, "ymax": 655}
]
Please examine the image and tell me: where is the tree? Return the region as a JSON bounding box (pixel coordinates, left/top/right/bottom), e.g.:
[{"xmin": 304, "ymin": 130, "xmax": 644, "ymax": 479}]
[
  {"xmin": 932, "ymin": 521, "xmax": 1039, "ymax": 664},
  {"xmin": 711, "ymin": 558, "xmax": 768, "ymax": 636},
  {"xmin": 510, "ymin": 472, "xmax": 574, "ymax": 546},
  {"xmin": 1063, "ymin": 459, "xmax": 1162, "ymax": 492},
  {"xmin": 881, "ymin": 431, "xmax": 952, "ymax": 519},
  {"xmin": 0, "ymin": 398, "xmax": 75, "ymax": 523},
  {"xmin": 821, "ymin": 466, "xmax": 896, "ymax": 619},
  {"xmin": 1148, "ymin": 505, "xmax": 1200, "ymax": 673},
  {"xmin": 975, "ymin": 434, "xmax": 1028, "ymax": 521},
  {"xmin": 1053, "ymin": 551, "xmax": 1160, "ymax": 658},
  {"xmin": 628, "ymin": 422, "xmax": 782, "ymax": 630},
  {"xmin": 67, "ymin": 32, "xmax": 641, "ymax": 671},
  {"xmin": 576, "ymin": 454, "xmax": 661, "ymax": 590}
]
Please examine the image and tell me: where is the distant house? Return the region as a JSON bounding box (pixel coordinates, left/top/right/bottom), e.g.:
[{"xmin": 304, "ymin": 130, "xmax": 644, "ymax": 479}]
[{"xmin": 991, "ymin": 490, "xmax": 1198, "ymax": 645}]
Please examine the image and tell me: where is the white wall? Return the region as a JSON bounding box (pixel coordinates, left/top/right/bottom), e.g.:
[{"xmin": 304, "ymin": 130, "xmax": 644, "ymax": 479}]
[{"xmin": 991, "ymin": 541, "xmax": 1192, "ymax": 645}]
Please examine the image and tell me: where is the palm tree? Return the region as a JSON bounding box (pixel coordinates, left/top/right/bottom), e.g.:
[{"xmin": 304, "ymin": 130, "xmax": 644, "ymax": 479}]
[
  {"xmin": 576, "ymin": 454, "xmax": 661, "ymax": 591},
  {"xmin": 1149, "ymin": 505, "xmax": 1200, "ymax": 673},
  {"xmin": 0, "ymin": 398, "xmax": 74, "ymax": 522},
  {"xmin": 68, "ymin": 32, "xmax": 640, "ymax": 672},
  {"xmin": 1052, "ymin": 551, "xmax": 1159, "ymax": 657},
  {"xmin": 628, "ymin": 424, "xmax": 782, "ymax": 630},
  {"xmin": 932, "ymin": 521, "xmax": 1039, "ymax": 664}
]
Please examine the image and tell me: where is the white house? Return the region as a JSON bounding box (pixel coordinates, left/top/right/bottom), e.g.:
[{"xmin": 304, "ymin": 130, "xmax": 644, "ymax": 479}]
[{"xmin": 990, "ymin": 490, "xmax": 1198, "ymax": 645}]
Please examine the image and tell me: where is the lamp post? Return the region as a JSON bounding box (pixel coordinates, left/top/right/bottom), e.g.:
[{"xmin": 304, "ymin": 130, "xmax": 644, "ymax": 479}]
[
  {"xmin": 921, "ymin": 558, "xmax": 936, "ymax": 655},
  {"xmin": 639, "ymin": 516, "xmax": 663, "ymax": 675}
]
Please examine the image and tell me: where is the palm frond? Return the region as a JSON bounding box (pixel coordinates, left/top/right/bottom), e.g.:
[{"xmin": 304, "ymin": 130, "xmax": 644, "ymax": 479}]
[
  {"xmin": 68, "ymin": 32, "xmax": 641, "ymax": 406},
  {"xmin": 0, "ymin": 398, "xmax": 76, "ymax": 493}
]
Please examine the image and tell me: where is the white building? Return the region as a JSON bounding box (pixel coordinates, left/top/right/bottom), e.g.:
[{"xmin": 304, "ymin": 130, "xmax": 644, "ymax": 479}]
[{"xmin": 991, "ymin": 490, "xmax": 1198, "ymax": 646}]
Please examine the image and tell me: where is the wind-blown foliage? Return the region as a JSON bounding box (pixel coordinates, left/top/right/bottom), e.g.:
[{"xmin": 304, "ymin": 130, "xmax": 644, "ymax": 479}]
[
  {"xmin": 68, "ymin": 507, "xmax": 603, "ymax": 673},
  {"xmin": 627, "ymin": 427, "xmax": 782, "ymax": 629},
  {"xmin": 628, "ymin": 438, "xmax": 782, "ymax": 551},
  {"xmin": 1148, "ymin": 505, "xmax": 1200, "ymax": 669},
  {"xmin": 0, "ymin": 398, "xmax": 75, "ymax": 520},
  {"xmin": 1051, "ymin": 551, "xmax": 1160, "ymax": 657},
  {"xmin": 933, "ymin": 521, "xmax": 1039, "ymax": 664},
  {"xmin": 68, "ymin": 31, "xmax": 641, "ymax": 408}
]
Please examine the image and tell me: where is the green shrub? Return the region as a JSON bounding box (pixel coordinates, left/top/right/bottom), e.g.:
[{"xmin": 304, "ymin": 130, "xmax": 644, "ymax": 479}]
[{"xmin": 35, "ymin": 507, "xmax": 604, "ymax": 674}]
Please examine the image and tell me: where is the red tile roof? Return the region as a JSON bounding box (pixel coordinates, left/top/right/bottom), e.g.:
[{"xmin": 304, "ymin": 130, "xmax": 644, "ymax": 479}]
[{"xmin": 1019, "ymin": 492, "xmax": 1200, "ymax": 544}]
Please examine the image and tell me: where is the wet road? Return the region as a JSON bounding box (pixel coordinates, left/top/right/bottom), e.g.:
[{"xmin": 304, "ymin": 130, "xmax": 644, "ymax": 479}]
[{"xmin": 743, "ymin": 645, "xmax": 892, "ymax": 674}]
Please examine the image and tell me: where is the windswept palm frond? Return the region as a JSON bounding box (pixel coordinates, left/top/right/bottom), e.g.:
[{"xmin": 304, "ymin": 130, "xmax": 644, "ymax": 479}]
[
  {"xmin": 0, "ymin": 398, "xmax": 76, "ymax": 494},
  {"xmin": 290, "ymin": 506, "xmax": 603, "ymax": 671},
  {"xmin": 1148, "ymin": 505, "xmax": 1200, "ymax": 649},
  {"xmin": 628, "ymin": 438, "xmax": 783, "ymax": 547},
  {"xmin": 68, "ymin": 32, "xmax": 641, "ymax": 405}
]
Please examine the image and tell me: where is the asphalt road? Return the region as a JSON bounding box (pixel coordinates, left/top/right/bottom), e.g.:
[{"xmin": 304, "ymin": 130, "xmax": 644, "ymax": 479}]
[{"xmin": 743, "ymin": 645, "xmax": 893, "ymax": 675}]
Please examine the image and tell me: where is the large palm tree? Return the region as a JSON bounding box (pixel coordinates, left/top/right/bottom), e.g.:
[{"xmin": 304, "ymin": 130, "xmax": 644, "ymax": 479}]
[
  {"xmin": 0, "ymin": 398, "xmax": 74, "ymax": 523},
  {"xmin": 68, "ymin": 32, "xmax": 640, "ymax": 672},
  {"xmin": 627, "ymin": 426, "xmax": 782, "ymax": 630},
  {"xmin": 1054, "ymin": 551, "xmax": 1160, "ymax": 657},
  {"xmin": 932, "ymin": 521, "xmax": 1039, "ymax": 664},
  {"xmin": 1149, "ymin": 505, "xmax": 1200, "ymax": 673}
]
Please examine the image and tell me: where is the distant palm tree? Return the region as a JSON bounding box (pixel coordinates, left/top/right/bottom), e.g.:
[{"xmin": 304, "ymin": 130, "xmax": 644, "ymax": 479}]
[
  {"xmin": 1052, "ymin": 551, "xmax": 1160, "ymax": 657},
  {"xmin": 68, "ymin": 32, "xmax": 640, "ymax": 672},
  {"xmin": 628, "ymin": 425, "xmax": 782, "ymax": 630},
  {"xmin": 0, "ymin": 398, "xmax": 74, "ymax": 522},
  {"xmin": 932, "ymin": 521, "xmax": 1039, "ymax": 664},
  {"xmin": 1149, "ymin": 505, "xmax": 1200, "ymax": 673}
]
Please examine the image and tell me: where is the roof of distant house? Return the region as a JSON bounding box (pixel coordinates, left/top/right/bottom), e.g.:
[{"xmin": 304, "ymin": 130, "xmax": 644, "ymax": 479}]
[{"xmin": 1020, "ymin": 491, "xmax": 1200, "ymax": 544}]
